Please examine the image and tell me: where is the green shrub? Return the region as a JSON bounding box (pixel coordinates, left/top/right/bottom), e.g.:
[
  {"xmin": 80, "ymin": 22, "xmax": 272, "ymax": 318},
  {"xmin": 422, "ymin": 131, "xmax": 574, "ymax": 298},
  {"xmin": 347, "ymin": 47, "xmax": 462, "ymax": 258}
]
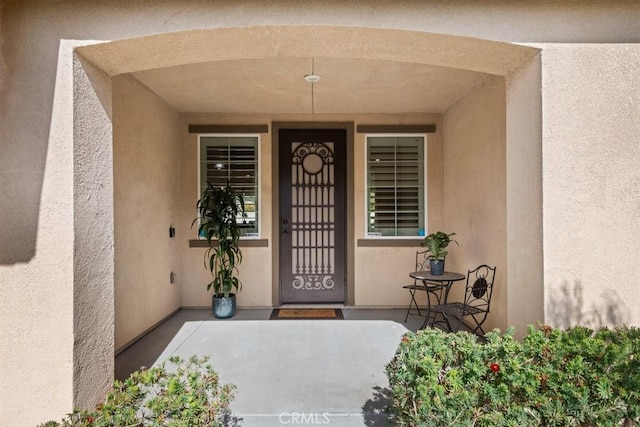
[
  {"xmin": 386, "ymin": 325, "xmax": 640, "ymax": 426},
  {"xmin": 41, "ymin": 356, "xmax": 235, "ymax": 427}
]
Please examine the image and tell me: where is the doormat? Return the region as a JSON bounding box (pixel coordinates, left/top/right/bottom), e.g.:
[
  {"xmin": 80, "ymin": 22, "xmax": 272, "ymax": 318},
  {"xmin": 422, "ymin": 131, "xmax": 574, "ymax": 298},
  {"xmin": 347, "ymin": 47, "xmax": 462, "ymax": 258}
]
[{"xmin": 269, "ymin": 308, "xmax": 344, "ymax": 320}]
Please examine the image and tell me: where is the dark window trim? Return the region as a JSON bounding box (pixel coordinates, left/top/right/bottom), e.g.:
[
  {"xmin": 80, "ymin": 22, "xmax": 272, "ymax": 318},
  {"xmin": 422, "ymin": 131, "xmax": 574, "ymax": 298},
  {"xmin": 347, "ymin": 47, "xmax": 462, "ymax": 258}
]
[
  {"xmin": 189, "ymin": 124, "xmax": 269, "ymax": 134},
  {"xmin": 189, "ymin": 239, "xmax": 269, "ymax": 248},
  {"xmin": 357, "ymin": 125, "xmax": 436, "ymax": 134},
  {"xmin": 357, "ymin": 239, "xmax": 424, "ymax": 247}
]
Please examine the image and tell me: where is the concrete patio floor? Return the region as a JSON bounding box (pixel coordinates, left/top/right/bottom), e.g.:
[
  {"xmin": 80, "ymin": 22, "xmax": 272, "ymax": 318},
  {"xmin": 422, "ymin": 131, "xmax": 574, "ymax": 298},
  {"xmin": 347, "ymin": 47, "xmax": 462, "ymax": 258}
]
[{"xmin": 115, "ymin": 308, "xmax": 424, "ymax": 426}]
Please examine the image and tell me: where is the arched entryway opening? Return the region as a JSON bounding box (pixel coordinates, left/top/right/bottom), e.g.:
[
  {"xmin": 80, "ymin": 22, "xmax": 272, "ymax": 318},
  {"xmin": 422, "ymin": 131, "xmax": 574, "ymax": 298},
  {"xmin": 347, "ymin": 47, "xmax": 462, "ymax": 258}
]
[{"xmin": 72, "ymin": 25, "xmax": 542, "ymax": 407}]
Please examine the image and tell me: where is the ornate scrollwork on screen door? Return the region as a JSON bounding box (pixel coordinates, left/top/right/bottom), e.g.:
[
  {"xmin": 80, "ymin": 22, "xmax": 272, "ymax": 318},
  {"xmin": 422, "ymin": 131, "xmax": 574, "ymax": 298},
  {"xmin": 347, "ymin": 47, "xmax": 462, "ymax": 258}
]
[{"xmin": 289, "ymin": 142, "xmax": 336, "ymax": 291}]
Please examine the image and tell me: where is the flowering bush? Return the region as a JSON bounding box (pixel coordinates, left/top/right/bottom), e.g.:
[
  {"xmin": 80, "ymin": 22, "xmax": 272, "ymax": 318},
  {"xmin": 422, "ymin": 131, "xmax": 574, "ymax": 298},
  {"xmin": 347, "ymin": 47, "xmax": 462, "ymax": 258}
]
[
  {"xmin": 386, "ymin": 325, "xmax": 640, "ymax": 426},
  {"xmin": 40, "ymin": 356, "xmax": 236, "ymax": 427}
]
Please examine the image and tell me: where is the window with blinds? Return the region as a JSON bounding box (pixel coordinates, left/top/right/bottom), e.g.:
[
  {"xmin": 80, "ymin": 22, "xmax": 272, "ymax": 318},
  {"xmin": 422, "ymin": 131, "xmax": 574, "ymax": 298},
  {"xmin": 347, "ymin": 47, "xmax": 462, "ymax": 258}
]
[
  {"xmin": 366, "ymin": 136, "xmax": 426, "ymax": 237},
  {"xmin": 199, "ymin": 135, "xmax": 259, "ymax": 236}
]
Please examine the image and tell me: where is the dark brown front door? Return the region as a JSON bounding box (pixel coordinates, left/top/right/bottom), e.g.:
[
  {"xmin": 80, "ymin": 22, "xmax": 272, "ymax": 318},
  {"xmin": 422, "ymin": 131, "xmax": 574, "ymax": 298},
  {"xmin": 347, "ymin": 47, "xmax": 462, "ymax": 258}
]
[{"xmin": 279, "ymin": 129, "xmax": 346, "ymax": 303}]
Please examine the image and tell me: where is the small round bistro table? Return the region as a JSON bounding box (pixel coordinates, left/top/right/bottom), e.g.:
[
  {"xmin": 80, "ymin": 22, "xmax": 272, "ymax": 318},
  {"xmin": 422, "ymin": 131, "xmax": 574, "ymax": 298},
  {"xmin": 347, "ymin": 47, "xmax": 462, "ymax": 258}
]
[{"xmin": 408, "ymin": 271, "xmax": 466, "ymax": 330}]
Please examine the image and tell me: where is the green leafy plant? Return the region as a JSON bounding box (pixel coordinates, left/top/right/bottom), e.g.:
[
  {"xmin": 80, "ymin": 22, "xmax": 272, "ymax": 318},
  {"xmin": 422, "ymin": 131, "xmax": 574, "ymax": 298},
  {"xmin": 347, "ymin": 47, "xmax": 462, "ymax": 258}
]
[
  {"xmin": 40, "ymin": 356, "xmax": 236, "ymax": 427},
  {"xmin": 386, "ymin": 326, "xmax": 640, "ymax": 426},
  {"xmin": 420, "ymin": 231, "xmax": 458, "ymax": 260},
  {"xmin": 193, "ymin": 183, "xmax": 245, "ymax": 297}
]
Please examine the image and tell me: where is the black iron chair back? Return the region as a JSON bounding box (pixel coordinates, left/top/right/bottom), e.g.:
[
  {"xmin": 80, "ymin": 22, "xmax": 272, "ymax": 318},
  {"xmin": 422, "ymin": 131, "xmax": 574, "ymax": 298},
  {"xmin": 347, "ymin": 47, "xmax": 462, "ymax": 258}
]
[
  {"xmin": 415, "ymin": 250, "xmax": 431, "ymax": 273},
  {"xmin": 446, "ymin": 264, "xmax": 496, "ymax": 335}
]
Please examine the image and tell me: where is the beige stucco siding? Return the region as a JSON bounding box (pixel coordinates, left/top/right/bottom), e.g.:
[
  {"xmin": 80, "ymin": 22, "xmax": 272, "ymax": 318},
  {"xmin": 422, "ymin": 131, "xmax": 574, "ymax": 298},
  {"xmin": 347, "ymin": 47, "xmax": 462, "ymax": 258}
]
[
  {"xmin": 353, "ymin": 116, "xmax": 444, "ymax": 307},
  {"xmin": 505, "ymin": 53, "xmax": 545, "ymax": 334},
  {"xmin": 0, "ymin": 41, "xmax": 76, "ymax": 425},
  {"xmin": 542, "ymin": 45, "xmax": 640, "ymax": 329},
  {"xmin": 178, "ymin": 118, "xmax": 274, "ymax": 308},
  {"xmin": 180, "ymin": 113, "xmax": 442, "ymax": 308},
  {"xmin": 0, "ymin": 40, "xmax": 117, "ymax": 425},
  {"xmin": 442, "ymin": 76, "xmax": 508, "ymax": 332},
  {"xmin": 2, "ymin": 2, "xmax": 640, "ymax": 425},
  {"xmin": 113, "ymin": 74, "xmax": 182, "ymax": 351},
  {"xmin": 72, "ymin": 53, "xmax": 115, "ymax": 411}
]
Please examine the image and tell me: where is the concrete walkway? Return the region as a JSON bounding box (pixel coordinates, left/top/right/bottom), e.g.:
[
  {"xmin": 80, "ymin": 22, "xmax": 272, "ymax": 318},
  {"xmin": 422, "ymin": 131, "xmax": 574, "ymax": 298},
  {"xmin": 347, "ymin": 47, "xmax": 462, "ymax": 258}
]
[{"xmin": 115, "ymin": 309, "xmax": 423, "ymax": 426}]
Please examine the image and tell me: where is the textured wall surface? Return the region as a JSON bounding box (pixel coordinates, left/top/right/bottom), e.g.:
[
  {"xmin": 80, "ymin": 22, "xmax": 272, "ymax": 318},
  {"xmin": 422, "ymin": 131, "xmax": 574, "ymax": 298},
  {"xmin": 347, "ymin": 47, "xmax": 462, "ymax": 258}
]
[
  {"xmin": 72, "ymin": 54, "xmax": 114, "ymax": 411},
  {"xmin": 179, "ymin": 114, "xmax": 275, "ymax": 309},
  {"xmin": 542, "ymin": 45, "xmax": 640, "ymax": 329},
  {"xmin": 505, "ymin": 54, "xmax": 544, "ymax": 335},
  {"xmin": 1, "ymin": 1, "xmax": 640, "ymax": 425},
  {"xmin": 352, "ymin": 114, "xmax": 444, "ymax": 307},
  {"xmin": 442, "ymin": 76, "xmax": 508, "ymax": 332},
  {"xmin": 112, "ymin": 74, "xmax": 182, "ymax": 351},
  {"xmin": 1, "ymin": 1, "xmax": 639, "ymax": 262},
  {"xmin": 0, "ymin": 40, "xmax": 76, "ymax": 426},
  {"xmin": 180, "ymin": 112, "xmax": 443, "ymax": 309}
]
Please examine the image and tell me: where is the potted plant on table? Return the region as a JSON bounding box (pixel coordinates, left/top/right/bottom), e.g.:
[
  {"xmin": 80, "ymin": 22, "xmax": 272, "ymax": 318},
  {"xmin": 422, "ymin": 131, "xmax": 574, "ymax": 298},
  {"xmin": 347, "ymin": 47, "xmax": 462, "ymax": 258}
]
[
  {"xmin": 421, "ymin": 231, "xmax": 458, "ymax": 276},
  {"xmin": 194, "ymin": 182, "xmax": 245, "ymax": 318}
]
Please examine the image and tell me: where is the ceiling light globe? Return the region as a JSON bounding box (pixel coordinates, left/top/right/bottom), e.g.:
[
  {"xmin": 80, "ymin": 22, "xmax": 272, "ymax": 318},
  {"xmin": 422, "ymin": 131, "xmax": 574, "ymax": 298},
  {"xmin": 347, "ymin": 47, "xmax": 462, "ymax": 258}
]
[{"xmin": 304, "ymin": 74, "xmax": 321, "ymax": 83}]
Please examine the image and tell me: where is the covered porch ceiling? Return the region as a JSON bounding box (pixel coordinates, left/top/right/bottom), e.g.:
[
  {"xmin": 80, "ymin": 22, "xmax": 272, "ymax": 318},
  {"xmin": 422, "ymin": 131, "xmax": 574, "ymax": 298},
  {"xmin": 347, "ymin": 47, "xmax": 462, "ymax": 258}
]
[
  {"xmin": 76, "ymin": 26, "xmax": 539, "ymax": 116},
  {"xmin": 131, "ymin": 57, "xmax": 488, "ymax": 114}
]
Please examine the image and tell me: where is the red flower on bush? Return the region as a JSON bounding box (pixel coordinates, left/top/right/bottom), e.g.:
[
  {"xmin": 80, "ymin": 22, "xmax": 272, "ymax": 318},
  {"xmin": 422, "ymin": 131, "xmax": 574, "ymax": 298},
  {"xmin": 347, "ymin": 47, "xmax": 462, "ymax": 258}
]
[
  {"xmin": 86, "ymin": 416, "xmax": 94, "ymax": 423},
  {"xmin": 490, "ymin": 363, "xmax": 500, "ymax": 373},
  {"xmin": 401, "ymin": 336, "xmax": 410, "ymax": 343}
]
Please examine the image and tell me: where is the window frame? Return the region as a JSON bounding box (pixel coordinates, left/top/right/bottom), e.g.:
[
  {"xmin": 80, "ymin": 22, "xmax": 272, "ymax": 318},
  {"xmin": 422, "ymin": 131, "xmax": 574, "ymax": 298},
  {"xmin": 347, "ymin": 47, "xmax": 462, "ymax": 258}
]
[
  {"xmin": 364, "ymin": 133, "xmax": 428, "ymax": 239},
  {"xmin": 197, "ymin": 133, "xmax": 261, "ymax": 239}
]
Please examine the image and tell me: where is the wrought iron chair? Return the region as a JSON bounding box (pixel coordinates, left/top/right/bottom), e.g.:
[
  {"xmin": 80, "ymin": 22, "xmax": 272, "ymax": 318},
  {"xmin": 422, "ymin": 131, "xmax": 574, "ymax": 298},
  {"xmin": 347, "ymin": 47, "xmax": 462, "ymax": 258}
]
[
  {"xmin": 403, "ymin": 250, "xmax": 438, "ymax": 323},
  {"xmin": 434, "ymin": 264, "xmax": 496, "ymax": 335}
]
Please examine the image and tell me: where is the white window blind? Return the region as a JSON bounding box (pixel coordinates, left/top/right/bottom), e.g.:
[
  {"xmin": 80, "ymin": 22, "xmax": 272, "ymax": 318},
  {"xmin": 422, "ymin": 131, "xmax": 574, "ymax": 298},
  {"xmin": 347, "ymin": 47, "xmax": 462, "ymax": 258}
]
[
  {"xmin": 199, "ymin": 136, "xmax": 259, "ymax": 236},
  {"xmin": 366, "ymin": 136, "xmax": 426, "ymax": 237}
]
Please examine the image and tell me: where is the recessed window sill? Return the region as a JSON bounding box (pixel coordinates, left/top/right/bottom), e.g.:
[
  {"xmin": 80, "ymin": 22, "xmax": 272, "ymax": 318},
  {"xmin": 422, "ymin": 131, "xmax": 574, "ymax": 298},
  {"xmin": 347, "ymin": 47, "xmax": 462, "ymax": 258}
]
[
  {"xmin": 189, "ymin": 239, "xmax": 269, "ymax": 248},
  {"xmin": 357, "ymin": 238, "xmax": 424, "ymax": 247}
]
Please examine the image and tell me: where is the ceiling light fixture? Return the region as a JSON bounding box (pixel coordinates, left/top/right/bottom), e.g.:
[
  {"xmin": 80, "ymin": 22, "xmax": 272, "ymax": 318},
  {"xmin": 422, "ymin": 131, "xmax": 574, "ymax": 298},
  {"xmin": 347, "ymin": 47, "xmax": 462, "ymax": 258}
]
[
  {"xmin": 304, "ymin": 57, "xmax": 320, "ymax": 113},
  {"xmin": 304, "ymin": 74, "xmax": 321, "ymax": 83}
]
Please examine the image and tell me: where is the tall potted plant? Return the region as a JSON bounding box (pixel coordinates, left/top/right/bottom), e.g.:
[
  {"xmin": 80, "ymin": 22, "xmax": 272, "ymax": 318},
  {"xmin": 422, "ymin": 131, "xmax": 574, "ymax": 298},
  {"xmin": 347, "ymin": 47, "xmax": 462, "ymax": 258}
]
[
  {"xmin": 421, "ymin": 231, "xmax": 458, "ymax": 276},
  {"xmin": 194, "ymin": 183, "xmax": 245, "ymax": 318}
]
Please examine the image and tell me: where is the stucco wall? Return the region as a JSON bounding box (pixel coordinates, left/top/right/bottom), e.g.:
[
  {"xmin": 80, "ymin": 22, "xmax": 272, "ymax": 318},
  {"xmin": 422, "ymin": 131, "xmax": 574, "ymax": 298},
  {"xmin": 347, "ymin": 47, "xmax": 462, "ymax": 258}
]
[
  {"xmin": 180, "ymin": 113, "xmax": 443, "ymax": 308},
  {"xmin": 72, "ymin": 53, "xmax": 115, "ymax": 412},
  {"xmin": 2, "ymin": 1, "xmax": 640, "ymax": 425},
  {"xmin": 505, "ymin": 53, "xmax": 545, "ymax": 334},
  {"xmin": 542, "ymin": 45, "xmax": 640, "ymax": 329},
  {"xmin": 353, "ymin": 116, "xmax": 445, "ymax": 307},
  {"xmin": 3, "ymin": 0, "xmax": 639, "ymax": 259},
  {"xmin": 0, "ymin": 40, "xmax": 116, "ymax": 425},
  {"xmin": 0, "ymin": 41, "xmax": 76, "ymax": 426},
  {"xmin": 179, "ymin": 115, "xmax": 273, "ymax": 308},
  {"xmin": 442, "ymin": 76, "xmax": 508, "ymax": 332},
  {"xmin": 113, "ymin": 74, "xmax": 182, "ymax": 351}
]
